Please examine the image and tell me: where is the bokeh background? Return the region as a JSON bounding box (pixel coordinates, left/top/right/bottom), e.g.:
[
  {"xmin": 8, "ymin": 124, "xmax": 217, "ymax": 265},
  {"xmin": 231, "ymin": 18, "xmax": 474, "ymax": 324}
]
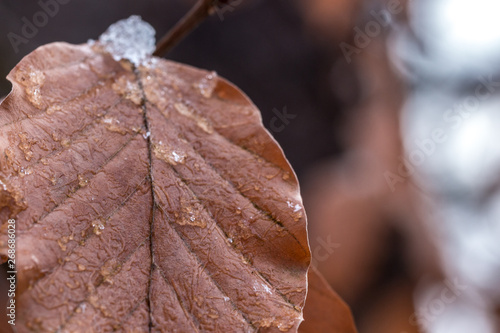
[{"xmin": 1, "ymin": 0, "xmax": 500, "ymax": 332}]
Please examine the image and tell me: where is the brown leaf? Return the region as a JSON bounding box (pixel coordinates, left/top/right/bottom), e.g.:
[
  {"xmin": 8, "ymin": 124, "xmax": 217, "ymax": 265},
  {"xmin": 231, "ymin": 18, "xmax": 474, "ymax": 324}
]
[
  {"xmin": 299, "ymin": 266, "xmax": 357, "ymax": 333},
  {"xmin": 0, "ymin": 42, "xmax": 311, "ymax": 332}
]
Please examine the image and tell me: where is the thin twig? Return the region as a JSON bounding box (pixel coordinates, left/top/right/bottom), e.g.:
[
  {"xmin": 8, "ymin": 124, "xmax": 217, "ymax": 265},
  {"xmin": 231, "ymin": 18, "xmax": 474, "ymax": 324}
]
[{"xmin": 154, "ymin": 0, "xmax": 226, "ymax": 57}]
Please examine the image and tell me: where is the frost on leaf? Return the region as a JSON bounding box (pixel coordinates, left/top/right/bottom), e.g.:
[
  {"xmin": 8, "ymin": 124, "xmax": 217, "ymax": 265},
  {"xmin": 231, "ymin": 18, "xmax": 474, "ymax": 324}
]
[
  {"xmin": 96, "ymin": 15, "xmax": 156, "ymax": 66},
  {"xmin": 0, "ymin": 32, "xmax": 312, "ymax": 333}
]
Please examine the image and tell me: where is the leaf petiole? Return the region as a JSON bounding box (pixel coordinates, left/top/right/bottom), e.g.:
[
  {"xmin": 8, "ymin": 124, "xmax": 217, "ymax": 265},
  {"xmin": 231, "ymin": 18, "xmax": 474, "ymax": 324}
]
[{"xmin": 154, "ymin": 0, "xmax": 233, "ymax": 57}]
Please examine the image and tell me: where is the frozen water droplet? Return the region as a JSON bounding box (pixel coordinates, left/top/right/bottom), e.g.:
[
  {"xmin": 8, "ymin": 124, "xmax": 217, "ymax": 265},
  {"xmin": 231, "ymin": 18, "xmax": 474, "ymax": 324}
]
[
  {"xmin": 143, "ymin": 131, "xmax": 151, "ymax": 139},
  {"xmin": 174, "ymin": 103, "xmax": 213, "ymax": 134},
  {"xmin": 92, "ymin": 220, "xmax": 105, "ymax": 235},
  {"xmin": 196, "ymin": 71, "xmax": 218, "ymax": 98},
  {"xmin": 252, "ymin": 281, "xmax": 273, "ymax": 295},
  {"xmin": 97, "ymin": 15, "xmax": 156, "ymax": 66},
  {"xmin": 29, "ymin": 70, "xmax": 45, "ymax": 86},
  {"xmin": 18, "ymin": 167, "xmax": 32, "ymax": 177},
  {"xmin": 112, "ymin": 75, "xmax": 142, "ymax": 105},
  {"xmin": 172, "ymin": 151, "xmax": 184, "ymax": 163},
  {"xmin": 15, "ymin": 66, "xmax": 45, "ymax": 108},
  {"xmin": 262, "ymin": 283, "xmax": 272, "ymax": 294},
  {"xmin": 101, "ymin": 116, "xmax": 127, "ymax": 134},
  {"xmin": 0, "ymin": 179, "xmax": 7, "ymax": 191},
  {"xmin": 175, "ymin": 205, "xmax": 207, "ymax": 228},
  {"xmin": 46, "ymin": 104, "xmax": 61, "ymax": 115},
  {"xmin": 18, "ymin": 132, "xmax": 35, "ymax": 161},
  {"xmin": 78, "ymin": 175, "xmax": 88, "ymax": 187},
  {"xmin": 61, "ymin": 138, "xmax": 71, "ymax": 147},
  {"xmin": 27, "ymin": 87, "xmax": 41, "ymax": 108},
  {"xmin": 287, "ymin": 200, "xmax": 302, "ymax": 213},
  {"xmin": 153, "ymin": 142, "xmax": 186, "ymax": 165}
]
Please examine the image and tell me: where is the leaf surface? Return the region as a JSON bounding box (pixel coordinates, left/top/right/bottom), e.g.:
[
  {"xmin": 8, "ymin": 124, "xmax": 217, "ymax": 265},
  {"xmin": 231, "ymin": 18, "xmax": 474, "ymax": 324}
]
[
  {"xmin": 0, "ymin": 42, "xmax": 311, "ymax": 332},
  {"xmin": 299, "ymin": 266, "xmax": 357, "ymax": 333}
]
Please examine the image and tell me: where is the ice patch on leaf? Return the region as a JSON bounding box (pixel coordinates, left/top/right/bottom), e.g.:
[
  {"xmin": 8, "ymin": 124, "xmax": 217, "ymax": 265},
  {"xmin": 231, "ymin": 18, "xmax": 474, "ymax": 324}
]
[
  {"xmin": 97, "ymin": 15, "xmax": 155, "ymax": 66},
  {"xmin": 287, "ymin": 200, "xmax": 301, "ymax": 213}
]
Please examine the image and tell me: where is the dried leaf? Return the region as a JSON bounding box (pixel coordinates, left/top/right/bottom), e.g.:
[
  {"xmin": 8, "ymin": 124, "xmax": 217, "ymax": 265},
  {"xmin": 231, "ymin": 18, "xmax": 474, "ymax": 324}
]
[
  {"xmin": 299, "ymin": 266, "xmax": 357, "ymax": 333},
  {"xmin": 0, "ymin": 42, "xmax": 311, "ymax": 332}
]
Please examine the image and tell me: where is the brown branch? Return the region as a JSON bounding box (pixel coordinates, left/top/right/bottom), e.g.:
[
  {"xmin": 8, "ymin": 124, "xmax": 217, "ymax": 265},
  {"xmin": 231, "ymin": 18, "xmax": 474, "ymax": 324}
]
[{"xmin": 154, "ymin": 0, "xmax": 230, "ymax": 57}]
